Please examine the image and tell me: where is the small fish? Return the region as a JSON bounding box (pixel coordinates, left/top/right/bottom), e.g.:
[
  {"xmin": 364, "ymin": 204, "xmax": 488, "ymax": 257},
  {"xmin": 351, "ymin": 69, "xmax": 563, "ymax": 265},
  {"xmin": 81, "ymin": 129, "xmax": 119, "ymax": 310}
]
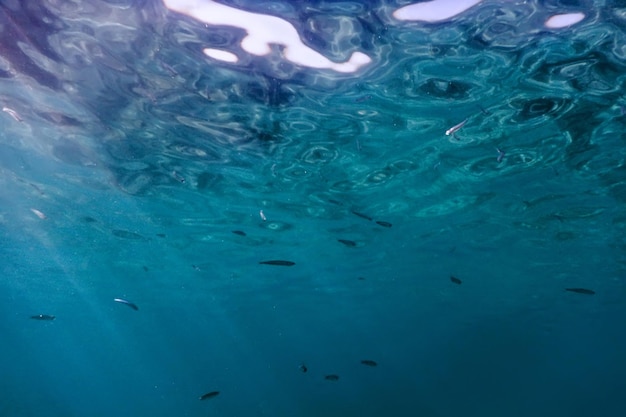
[
  {"xmin": 450, "ymin": 276, "xmax": 462, "ymax": 285},
  {"xmin": 160, "ymin": 61, "xmax": 179, "ymax": 77},
  {"xmin": 232, "ymin": 230, "xmax": 246, "ymax": 236},
  {"xmin": 445, "ymin": 118, "xmax": 468, "ymax": 136},
  {"xmin": 496, "ymin": 147, "xmax": 506, "ymax": 163},
  {"xmin": 565, "ymin": 288, "xmax": 595, "ymax": 295},
  {"xmin": 355, "ymin": 94, "xmax": 372, "ymax": 103},
  {"xmin": 259, "ymin": 210, "xmax": 267, "ymax": 221},
  {"xmin": 172, "ymin": 171, "xmax": 185, "ymax": 183},
  {"xmin": 324, "ymin": 374, "xmax": 339, "ymax": 381},
  {"xmin": 351, "ymin": 211, "xmax": 372, "ymax": 221},
  {"xmin": 375, "ymin": 220, "xmax": 392, "ymax": 228},
  {"xmin": 478, "ymin": 105, "xmax": 491, "ymax": 115},
  {"xmin": 31, "ymin": 314, "xmax": 55, "ymax": 321},
  {"xmin": 259, "ymin": 260, "xmax": 295, "ymax": 266},
  {"xmin": 299, "ymin": 363, "xmax": 308, "ymax": 373},
  {"xmin": 30, "ymin": 208, "xmax": 46, "ymax": 220},
  {"xmin": 2, "ymin": 106, "xmax": 23, "ymax": 122},
  {"xmin": 199, "ymin": 391, "xmax": 220, "ymax": 400},
  {"xmin": 113, "ymin": 298, "xmax": 139, "ymax": 310},
  {"xmin": 360, "ymin": 360, "xmax": 377, "ymax": 367},
  {"xmin": 338, "ymin": 239, "xmax": 357, "ymax": 247}
]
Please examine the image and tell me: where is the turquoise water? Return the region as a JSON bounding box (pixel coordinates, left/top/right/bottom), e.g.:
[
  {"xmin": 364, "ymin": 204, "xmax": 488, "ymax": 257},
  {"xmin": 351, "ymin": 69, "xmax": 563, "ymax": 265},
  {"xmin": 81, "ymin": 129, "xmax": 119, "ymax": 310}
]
[{"xmin": 1, "ymin": 1, "xmax": 625, "ymax": 416}]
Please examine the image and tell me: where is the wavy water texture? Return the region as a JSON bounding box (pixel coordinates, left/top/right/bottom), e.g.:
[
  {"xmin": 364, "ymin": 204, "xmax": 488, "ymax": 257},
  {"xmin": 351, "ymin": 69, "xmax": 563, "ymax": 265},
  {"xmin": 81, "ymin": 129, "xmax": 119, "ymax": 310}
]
[{"xmin": 1, "ymin": 1, "xmax": 626, "ymax": 417}]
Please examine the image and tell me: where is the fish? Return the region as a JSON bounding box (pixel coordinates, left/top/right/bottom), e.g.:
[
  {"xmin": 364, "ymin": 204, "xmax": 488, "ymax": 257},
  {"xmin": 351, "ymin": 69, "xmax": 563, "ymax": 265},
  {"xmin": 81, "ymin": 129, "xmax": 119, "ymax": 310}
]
[
  {"xmin": 324, "ymin": 374, "xmax": 339, "ymax": 381},
  {"xmin": 259, "ymin": 260, "xmax": 295, "ymax": 266},
  {"xmin": 172, "ymin": 171, "xmax": 186, "ymax": 183},
  {"xmin": 478, "ymin": 105, "xmax": 491, "ymax": 115},
  {"xmin": 2, "ymin": 106, "xmax": 23, "ymax": 122},
  {"xmin": 375, "ymin": 220, "xmax": 392, "ymax": 228},
  {"xmin": 355, "ymin": 94, "xmax": 372, "ymax": 103},
  {"xmin": 31, "ymin": 314, "xmax": 55, "ymax": 321},
  {"xmin": 259, "ymin": 210, "xmax": 266, "ymax": 221},
  {"xmin": 445, "ymin": 118, "xmax": 468, "ymax": 136},
  {"xmin": 299, "ymin": 363, "xmax": 308, "ymax": 373},
  {"xmin": 337, "ymin": 239, "xmax": 357, "ymax": 247},
  {"xmin": 360, "ymin": 360, "xmax": 377, "ymax": 367},
  {"xmin": 232, "ymin": 230, "xmax": 246, "ymax": 236},
  {"xmin": 450, "ymin": 276, "xmax": 462, "ymax": 285},
  {"xmin": 114, "ymin": 298, "xmax": 139, "ymax": 310},
  {"xmin": 351, "ymin": 211, "xmax": 373, "ymax": 221},
  {"xmin": 199, "ymin": 391, "xmax": 220, "ymax": 400},
  {"xmin": 565, "ymin": 288, "xmax": 595, "ymax": 295},
  {"xmin": 496, "ymin": 147, "xmax": 506, "ymax": 162},
  {"xmin": 30, "ymin": 208, "xmax": 47, "ymax": 220}
]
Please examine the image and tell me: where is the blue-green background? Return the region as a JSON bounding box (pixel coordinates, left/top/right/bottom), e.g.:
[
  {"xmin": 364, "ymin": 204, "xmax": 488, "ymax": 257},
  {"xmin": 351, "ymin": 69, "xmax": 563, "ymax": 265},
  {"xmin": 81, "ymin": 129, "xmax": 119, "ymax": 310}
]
[{"xmin": 1, "ymin": 1, "xmax": 625, "ymax": 416}]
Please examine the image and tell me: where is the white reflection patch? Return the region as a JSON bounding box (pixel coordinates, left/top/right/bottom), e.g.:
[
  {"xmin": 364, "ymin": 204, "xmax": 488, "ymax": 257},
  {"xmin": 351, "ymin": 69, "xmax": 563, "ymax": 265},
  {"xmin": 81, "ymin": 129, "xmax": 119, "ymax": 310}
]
[
  {"xmin": 163, "ymin": 0, "xmax": 371, "ymax": 73},
  {"xmin": 203, "ymin": 48, "xmax": 238, "ymax": 63},
  {"xmin": 393, "ymin": 0, "xmax": 483, "ymax": 22},
  {"xmin": 545, "ymin": 13, "xmax": 585, "ymax": 29}
]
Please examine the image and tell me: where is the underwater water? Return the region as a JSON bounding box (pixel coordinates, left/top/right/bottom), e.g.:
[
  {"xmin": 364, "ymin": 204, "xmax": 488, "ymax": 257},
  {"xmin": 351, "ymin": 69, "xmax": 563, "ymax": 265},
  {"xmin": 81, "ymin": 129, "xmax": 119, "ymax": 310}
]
[{"xmin": 1, "ymin": 0, "xmax": 626, "ymax": 416}]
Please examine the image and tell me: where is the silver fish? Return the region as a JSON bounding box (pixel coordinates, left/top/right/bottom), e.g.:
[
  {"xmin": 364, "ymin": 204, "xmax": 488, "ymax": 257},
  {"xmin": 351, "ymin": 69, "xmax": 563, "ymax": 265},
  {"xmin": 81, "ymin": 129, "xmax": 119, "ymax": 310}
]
[
  {"xmin": 114, "ymin": 298, "xmax": 139, "ymax": 310},
  {"xmin": 445, "ymin": 118, "xmax": 468, "ymax": 136}
]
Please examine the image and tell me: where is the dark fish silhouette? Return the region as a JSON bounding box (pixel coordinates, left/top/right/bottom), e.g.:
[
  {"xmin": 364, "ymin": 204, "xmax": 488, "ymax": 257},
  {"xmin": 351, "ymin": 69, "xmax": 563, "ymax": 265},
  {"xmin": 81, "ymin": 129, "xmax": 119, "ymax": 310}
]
[
  {"xmin": 232, "ymin": 230, "xmax": 246, "ymax": 236},
  {"xmin": 375, "ymin": 220, "xmax": 392, "ymax": 228},
  {"xmin": 337, "ymin": 239, "xmax": 357, "ymax": 247},
  {"xmin": 114, "ymin": 298, "xmax": 139, "ymax": 310},
  {"xmin": 324, "ymin": 374, "xmax": 339, "ymax": 381},
  {"xmin": 259, "ymin": 260, "xmax": 295, "ymax": 266},
  {"xmin": 351, "ymin": 211, "xmax": 372, "ymax": 221},
  {"xmin": 31, "ymin": 314, "xmax": 55, "ymax": 321},
  {"xmin": 199, "ymin": 391, "xmax": 220, "ymax": 400},
  {"xmin": 450, "ymin": 276, "xmax": 462, "ymax": 285},
  {"xmin": 360, "ymin": 360, "xmax": 377, "ymax": 367},
  {"xmin": 565, "ymin": 288, "xmax": 595, "ymax": 295},
  {"xmin": 299, "ymin": 363, "xmax": 308, "ymax": 373}
]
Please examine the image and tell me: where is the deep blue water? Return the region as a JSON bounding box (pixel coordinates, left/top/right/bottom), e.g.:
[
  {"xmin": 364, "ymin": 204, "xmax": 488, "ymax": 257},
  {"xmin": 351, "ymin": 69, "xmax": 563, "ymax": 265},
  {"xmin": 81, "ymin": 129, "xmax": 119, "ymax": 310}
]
[{"xmin": 1, "ymin": 1, "xmax": 626, "ymax": 416}]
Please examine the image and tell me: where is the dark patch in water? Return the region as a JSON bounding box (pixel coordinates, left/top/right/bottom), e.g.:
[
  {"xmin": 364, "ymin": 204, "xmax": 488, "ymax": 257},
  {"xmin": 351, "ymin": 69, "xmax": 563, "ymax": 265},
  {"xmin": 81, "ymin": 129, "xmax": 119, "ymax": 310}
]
[{"xmin": 112, "ymin": 229, "xmax": 146, "ymax": 240}]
